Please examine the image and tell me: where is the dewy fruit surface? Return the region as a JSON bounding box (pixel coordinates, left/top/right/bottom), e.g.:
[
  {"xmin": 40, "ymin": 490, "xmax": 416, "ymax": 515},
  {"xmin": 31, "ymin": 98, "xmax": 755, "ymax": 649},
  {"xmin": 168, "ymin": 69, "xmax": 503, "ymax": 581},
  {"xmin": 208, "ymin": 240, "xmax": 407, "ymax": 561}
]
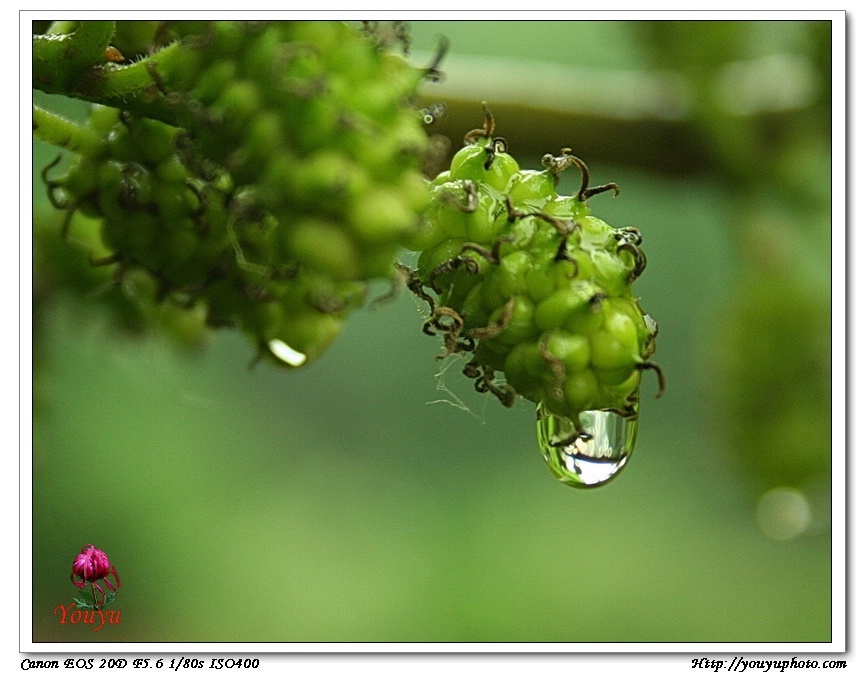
[{"xmin": 407, "ymin": 107, "xmax": 661, "ymax": 432}]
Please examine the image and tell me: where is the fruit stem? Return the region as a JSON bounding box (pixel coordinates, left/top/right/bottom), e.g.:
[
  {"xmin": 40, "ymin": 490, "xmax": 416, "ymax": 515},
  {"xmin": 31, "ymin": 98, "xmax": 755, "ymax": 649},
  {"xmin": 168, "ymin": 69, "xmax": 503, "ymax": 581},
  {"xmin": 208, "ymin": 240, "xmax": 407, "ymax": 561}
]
[
  {"xmin": 45, "ymin": 21, "xmax": 80, "ymax": 35},
  {"xmin": 33, "ymin": 25, "xmax": 186, "ymax": 128},
  {"xmin": 33, "ymin": 21, "xmax": 116, "ymax": 94},
  {"xmin": 32, "ymin": 104, "xmax": 104, "ymax": 158}
]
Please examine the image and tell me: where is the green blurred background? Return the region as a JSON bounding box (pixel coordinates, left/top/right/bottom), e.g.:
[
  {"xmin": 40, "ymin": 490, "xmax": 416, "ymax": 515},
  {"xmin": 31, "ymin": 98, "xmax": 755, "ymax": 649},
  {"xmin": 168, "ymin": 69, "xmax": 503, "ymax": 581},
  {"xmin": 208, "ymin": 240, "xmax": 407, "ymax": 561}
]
[{"xmin": 31, "ymin": 20, "xmax": 834, "ymax": 643}]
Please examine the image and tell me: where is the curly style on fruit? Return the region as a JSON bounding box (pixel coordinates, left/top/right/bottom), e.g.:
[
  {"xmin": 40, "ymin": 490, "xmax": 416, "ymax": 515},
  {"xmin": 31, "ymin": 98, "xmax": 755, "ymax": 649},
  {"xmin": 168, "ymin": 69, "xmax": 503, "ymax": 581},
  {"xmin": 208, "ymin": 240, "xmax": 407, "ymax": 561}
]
[{"xmin": 406, "ymin": 105, "xmax": 663, "ymax": 434}]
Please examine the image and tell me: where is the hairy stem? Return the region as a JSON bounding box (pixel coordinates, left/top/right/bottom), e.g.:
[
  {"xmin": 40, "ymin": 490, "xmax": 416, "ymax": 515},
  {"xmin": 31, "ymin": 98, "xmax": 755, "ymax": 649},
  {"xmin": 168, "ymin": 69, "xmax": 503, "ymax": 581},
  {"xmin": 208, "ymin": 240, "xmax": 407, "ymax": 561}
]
[
  {"xmin": 45, "ymin": 21, "xmax": 80, "ymax": 35},
  {"xmin": 33, "ymin": 21, "xmax": 115, "ymax": 93},
  {"xmin": 32, "ymin": 104, "xmax": 104, "ymax": 157},
  {"xmin": 33, "ymin": 36, "xmax": 186, "ymax": 128}
]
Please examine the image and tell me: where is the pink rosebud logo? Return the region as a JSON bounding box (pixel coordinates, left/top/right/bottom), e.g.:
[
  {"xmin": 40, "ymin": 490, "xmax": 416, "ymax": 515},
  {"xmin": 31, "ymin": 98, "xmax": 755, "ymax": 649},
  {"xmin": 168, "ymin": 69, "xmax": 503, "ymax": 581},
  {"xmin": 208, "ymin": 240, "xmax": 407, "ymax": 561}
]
[{"xmin": 71, "ymin": 544, "xmax": 121, "ymax": 609}]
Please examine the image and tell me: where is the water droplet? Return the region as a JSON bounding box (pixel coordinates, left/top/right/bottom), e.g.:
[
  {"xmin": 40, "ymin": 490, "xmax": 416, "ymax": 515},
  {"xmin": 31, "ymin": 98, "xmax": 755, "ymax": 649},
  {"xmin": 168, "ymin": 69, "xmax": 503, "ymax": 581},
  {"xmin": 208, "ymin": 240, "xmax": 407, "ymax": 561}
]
[
  {"xmin": 537, "ymin": 402, "xmax": 639, "ymax": 488},
  {"xmin": 756, "ymin": 487, "xmax": 811, "ymax": 540},
  {"xmin": 267, "ymin": 339, "xmax": 307, "ymax": 367}
]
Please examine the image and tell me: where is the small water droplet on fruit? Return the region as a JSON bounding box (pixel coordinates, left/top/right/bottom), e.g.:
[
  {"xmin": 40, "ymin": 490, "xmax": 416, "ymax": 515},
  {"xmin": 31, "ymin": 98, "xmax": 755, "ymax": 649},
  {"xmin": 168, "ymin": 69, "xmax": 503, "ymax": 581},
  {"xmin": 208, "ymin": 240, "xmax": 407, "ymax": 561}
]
[
  {"xmin": 267, "ymin": 339, "xmax": 308, "ymax": 367},
  {"xmin": 537, "ymin": 402, "xmax": 639, "ymax": 488}
]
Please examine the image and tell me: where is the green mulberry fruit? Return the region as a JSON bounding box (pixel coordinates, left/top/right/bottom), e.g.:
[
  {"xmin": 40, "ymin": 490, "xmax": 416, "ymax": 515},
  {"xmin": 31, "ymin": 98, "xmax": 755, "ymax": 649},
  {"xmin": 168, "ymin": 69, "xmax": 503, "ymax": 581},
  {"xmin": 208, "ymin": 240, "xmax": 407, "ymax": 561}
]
[
  {"xmin": 155, "ymin": 20, "xmax": 430, "ymax": 282},
  {"xmin": 406, "ymin": 106, "xmax": 663, "ymax": 487},
  {"xmin": 37, "ymin": 20, "xmax": 433, "ymax": 367}
]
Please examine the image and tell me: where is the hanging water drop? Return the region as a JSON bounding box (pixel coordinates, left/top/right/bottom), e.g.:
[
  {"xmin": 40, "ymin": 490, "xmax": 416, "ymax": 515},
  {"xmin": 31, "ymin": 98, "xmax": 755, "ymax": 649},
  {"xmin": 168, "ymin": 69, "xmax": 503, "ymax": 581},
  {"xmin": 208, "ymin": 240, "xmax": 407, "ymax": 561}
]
[
  {"xmin": 537, "ymin": 402, "xmax": 639, "ymax": 488},
  {"xmin": 267, "ymin": 338, "xmax": 308, "ymax": 367}
]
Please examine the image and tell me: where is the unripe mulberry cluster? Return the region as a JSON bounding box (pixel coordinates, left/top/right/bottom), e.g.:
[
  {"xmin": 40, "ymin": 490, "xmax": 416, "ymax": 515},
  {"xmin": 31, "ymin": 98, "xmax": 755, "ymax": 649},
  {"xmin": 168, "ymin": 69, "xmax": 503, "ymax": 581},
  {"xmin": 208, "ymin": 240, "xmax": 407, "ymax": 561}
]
[
  {"xmin": 406, "ymin": 108, "xmax": 661, "ymax": 428},
  {"xmin": 43, "ymin": 20, "xmax": 432, "ymax": 366}
]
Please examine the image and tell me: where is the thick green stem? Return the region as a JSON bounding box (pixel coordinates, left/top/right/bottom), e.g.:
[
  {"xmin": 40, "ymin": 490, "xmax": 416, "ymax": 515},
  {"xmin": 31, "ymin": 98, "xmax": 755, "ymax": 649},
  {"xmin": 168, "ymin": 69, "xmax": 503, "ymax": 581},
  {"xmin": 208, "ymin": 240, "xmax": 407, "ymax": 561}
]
[
  {"xmin": 33, "ymin": 104, "xmax": 104, "ymax": 157},
  {"xmin": 32, "ymin": 36, "xmax": 186, "ymax": 128},
  {"xmin": 46, "ymin": 21, "xmax": 80, "ymax": 35},
  {"xmin": 33, "ymin": 21, "xmax": 115, "ymax": 93}
]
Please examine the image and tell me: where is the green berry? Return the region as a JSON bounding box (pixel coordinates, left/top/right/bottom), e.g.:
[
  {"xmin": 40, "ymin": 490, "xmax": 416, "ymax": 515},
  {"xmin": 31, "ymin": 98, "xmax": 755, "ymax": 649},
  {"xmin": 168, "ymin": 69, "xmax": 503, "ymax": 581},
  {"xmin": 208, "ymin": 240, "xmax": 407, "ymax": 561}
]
[
  {"xmin": 545, "ymin": 330, "xmax": 591, "ymax": 374},
  {"xmin": 40, "ymin": 20, "xmax": 434, "ymax": 368},
  {"xmin": 410, "ymin": 109, "xmax": 660, "ymax": 427},
  {"xmin": 507, "ymin": 169, "xmax": 557, "ymax": 208}
]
